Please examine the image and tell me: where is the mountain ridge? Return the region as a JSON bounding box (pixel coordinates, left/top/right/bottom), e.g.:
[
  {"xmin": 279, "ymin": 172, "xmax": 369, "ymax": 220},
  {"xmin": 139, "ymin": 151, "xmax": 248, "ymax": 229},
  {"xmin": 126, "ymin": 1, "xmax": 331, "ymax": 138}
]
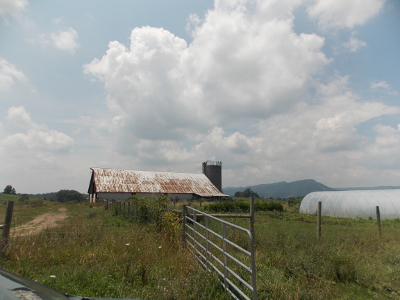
[{"xmin": 223, "ymin": 179, "xmax": 400, "ymax": 198}]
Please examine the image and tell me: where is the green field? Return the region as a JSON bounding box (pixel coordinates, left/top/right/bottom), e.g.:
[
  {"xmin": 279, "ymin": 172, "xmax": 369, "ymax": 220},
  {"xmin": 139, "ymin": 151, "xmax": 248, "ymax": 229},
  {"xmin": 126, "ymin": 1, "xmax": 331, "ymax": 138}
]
[
  {"xmin": 0, "ymin": 200, "xmax": 399, "ymax": 299},
  {"xmin": 0, "ymin": 193, "xmax": 20, "ymax": 204}
]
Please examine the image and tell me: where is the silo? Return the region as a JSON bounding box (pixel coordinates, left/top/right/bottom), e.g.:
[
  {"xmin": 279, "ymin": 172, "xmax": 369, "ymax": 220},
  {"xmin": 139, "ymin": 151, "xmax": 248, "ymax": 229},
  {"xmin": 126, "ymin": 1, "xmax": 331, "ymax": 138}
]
[{"xmin": 202, "ymin": 161, "xmax": 222, "ymax": 192}]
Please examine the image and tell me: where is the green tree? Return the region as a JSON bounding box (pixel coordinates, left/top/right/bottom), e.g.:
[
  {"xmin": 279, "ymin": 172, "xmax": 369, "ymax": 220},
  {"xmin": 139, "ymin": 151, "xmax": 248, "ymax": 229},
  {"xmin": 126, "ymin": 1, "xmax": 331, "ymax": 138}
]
[
  {"xmin": 55, "ymin": 190, "xmax": 85, "ymax": 202},
  {"xmin": 234, "ymin": 188, "xmax": 259, "ymax": 198},
  {"xmin": 19, "ymin": 194, "xmax": 29, "ymax": 203},
  {"xmin": 3, "ymin": 185, "xmax": 16, "ymax": 195}
]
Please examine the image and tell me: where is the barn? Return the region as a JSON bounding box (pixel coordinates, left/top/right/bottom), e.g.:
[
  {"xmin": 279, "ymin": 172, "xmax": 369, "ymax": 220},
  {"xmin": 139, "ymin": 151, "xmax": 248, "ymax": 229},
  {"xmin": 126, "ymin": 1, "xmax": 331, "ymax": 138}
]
[
  {"xmin": 300, "ymin": 190, "xmax": 400, "ymax": 220},
  {"xmin": 88, "ymin": 161, "xmax": 227, "ymax": 203}
]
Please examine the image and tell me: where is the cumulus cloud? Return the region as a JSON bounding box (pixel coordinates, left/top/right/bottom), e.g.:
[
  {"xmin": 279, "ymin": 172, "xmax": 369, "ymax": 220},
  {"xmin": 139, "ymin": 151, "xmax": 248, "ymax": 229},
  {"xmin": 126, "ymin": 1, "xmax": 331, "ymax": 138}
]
[
  {"xmin": 83, "ymin": 0, "xmax": 398, "ymax": 188},
  {"xmin": 84, "ymin": 3, "xmax": 329, "ymax": 148},
  {"xmin": 40, "ymin": 27, "xmax": 80, "ymax": 53},
  {"xmin": 2, "ymin": 106, "xmax": 74, "ymax": 154},
  {"xmin": 307, "ymin": 0, "xmax": 385, "ymax": 29},
  {"xmin": 0, "ymin": 0, "xmax": 28, "ymax": 17},
  {"xmin": 0, "ymin": 59, "xmax": 28, "ymax": 91}
]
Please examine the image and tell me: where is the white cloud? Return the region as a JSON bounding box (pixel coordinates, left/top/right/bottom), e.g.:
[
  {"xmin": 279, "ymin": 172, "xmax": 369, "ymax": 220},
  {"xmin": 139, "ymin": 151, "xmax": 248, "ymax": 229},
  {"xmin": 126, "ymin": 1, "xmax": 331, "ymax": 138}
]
[
  {"xmin": 2, "ymin": 106, "xmax": 74, "ymax": 154},
  {"xmin": 307, "ymin": 0, "xmax": 385, "ymax": 29},
  {"xmin": 0, "ymin": 106, "xmax": 76, "ymax": 193},
  {"xmin": 0, "ymin": 0, "xmax": 28, "ymax": 17},
  {"xmin": 84, "ymin": 3, "xmax": 330, "ymax": 153},
  {"xmin": 81, "ymin": 0, "xmax": 399, "ymax": 188},
  {"xmin": 342, "ymin": 36, "xmax": 367, "ymax": 52},
  {"xmin": 40, "ymin": 27, "xmax": 80, "ymax": 53},
  {"xmin": 186, "ymin": 13, "xmax": 202, "ymax": 36},
  {"xmin": 0, "ymin": 59, "xmax": 28, "ymax": 91},
  {"xmin": 6, "ymin": 105, "xmax": 33, "ymax": 128},
  {"xmin": 371, "ymin": 80, "xmax": 398, "ymax": 95},
  {"xmin": 365, "ymin": 125, "xmax": 400, "ymax": 168},
  {"xmin": 0, "ymin": 122, "xmax": 4, "ymax": 138}
]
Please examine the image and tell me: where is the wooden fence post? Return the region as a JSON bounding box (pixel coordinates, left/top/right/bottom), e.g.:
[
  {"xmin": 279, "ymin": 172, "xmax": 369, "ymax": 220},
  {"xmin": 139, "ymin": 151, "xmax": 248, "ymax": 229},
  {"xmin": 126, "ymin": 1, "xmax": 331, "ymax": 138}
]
[
  {"xmin": 317, "ymin": 201, "xmax": 322, "ymax": 241},
  {"xmin": 1, "ymin": 201, "xmax": 14, "ymax": 258},
  {"xmin": 250, "ymin": 197, "xmax": 255, "ymax": 243},
  {"xmin": 376, "ymin": 206, "xmax": 382, "ymax": 238}
]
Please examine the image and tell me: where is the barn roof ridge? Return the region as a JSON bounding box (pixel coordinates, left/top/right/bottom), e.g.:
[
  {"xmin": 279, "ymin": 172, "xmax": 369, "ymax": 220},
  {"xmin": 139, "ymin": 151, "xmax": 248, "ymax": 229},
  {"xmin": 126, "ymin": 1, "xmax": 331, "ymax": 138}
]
[{"xmin": 90, "ymin": 167, "xmax": 204, "ymax": 176}]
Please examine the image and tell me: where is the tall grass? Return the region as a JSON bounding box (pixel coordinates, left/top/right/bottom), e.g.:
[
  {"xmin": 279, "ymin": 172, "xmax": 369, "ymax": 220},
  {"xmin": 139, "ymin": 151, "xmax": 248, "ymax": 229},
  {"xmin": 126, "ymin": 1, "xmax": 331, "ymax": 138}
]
[
  {"xmin": 2, "ymin": 201, "xmax": 400, "ymax": 299},
  {"xmin": 0, "ymin": 203, "xmax": 230, "ymax": 300},
  {"xmin": 253, "ymin": 212, "xmax": 400, "ymax": 299}
]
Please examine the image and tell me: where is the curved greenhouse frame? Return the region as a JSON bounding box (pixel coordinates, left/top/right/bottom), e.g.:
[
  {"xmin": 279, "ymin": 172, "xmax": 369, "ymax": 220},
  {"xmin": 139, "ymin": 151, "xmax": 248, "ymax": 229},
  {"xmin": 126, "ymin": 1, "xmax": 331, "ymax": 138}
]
[{"xmin": 300, "ymin": 190, "xmax": 400, "ymax": 220}]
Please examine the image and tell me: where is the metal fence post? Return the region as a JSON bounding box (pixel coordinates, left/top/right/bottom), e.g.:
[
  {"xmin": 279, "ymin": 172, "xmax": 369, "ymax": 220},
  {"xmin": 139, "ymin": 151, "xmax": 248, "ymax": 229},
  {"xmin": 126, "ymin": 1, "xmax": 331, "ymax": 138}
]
[
  {"xmin": 317, "ymin": 201, "xmax": 322, "ymax": 240},
  {"xmin": 376, "ymin": 206, "xmax": 382, "ymax": 237},
  {"xmin": 250, "ymin": 197, "xmax": 255, "ymax": 244},
  {"xmin": 1, "ymin": 201, "xmax": 14, "ymax": 258},
  {"xmin": 249, "ymin": 230, "xmax": 258, "ymax": 300}
]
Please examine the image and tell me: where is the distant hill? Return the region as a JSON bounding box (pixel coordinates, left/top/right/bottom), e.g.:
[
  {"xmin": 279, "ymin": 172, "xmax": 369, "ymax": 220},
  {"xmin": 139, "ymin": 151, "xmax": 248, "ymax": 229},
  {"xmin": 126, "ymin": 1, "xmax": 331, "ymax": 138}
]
[
  {"xmin": 223, "ymin": 179, "xmax": 336, "ymax": 198},
  {"xmin": 335, "ymin": 186, "xmax": 400, "ymax": 191}
]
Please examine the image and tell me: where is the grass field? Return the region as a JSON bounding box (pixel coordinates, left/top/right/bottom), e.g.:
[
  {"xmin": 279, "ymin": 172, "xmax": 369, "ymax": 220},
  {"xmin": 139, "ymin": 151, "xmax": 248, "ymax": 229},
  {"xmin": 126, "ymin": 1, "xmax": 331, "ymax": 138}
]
[
  {"xmin": 0, "ymin": 199, "xmax": 400, "ymax": 299},
  {"xmin": 0, "ymin": 193, "xmax": 20, "ymax": 203}
]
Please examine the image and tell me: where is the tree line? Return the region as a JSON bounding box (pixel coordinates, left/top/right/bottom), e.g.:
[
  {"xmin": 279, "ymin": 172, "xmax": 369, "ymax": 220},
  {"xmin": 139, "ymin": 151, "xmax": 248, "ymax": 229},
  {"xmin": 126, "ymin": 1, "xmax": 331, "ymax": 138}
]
[{"xmin": 3, "ymin": 185, "xmax": 87, "ymax": 203}]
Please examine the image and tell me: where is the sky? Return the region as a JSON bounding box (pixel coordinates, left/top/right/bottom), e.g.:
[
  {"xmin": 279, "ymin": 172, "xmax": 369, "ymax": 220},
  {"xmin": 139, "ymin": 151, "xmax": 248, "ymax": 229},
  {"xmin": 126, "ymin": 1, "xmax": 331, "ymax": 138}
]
[{"xmin": 0, "ymin": 0, "xmax": 399, "ymax": 194}]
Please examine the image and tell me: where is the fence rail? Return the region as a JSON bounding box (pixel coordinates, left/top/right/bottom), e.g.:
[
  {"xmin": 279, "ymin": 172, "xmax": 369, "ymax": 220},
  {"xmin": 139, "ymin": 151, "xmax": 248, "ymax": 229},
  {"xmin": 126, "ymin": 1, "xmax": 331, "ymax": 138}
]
[{"xmin": 183, "ymin": 205, "xmax": 257, "ymax": 300}]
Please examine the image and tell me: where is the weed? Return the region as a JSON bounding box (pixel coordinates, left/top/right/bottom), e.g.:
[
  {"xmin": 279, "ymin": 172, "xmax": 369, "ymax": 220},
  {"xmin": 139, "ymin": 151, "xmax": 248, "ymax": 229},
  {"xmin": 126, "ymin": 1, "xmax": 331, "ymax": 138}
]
[{"xmin": 2, "ymin": 201, "xmax": 400, "ymax": 299}]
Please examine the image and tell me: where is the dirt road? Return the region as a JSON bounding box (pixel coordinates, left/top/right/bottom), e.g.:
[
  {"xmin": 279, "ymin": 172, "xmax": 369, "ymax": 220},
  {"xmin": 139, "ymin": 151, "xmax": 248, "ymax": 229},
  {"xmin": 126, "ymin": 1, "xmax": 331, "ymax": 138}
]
[{"xmin": 12, "ymin": 207, "xmax": 68, "ymax": 236}]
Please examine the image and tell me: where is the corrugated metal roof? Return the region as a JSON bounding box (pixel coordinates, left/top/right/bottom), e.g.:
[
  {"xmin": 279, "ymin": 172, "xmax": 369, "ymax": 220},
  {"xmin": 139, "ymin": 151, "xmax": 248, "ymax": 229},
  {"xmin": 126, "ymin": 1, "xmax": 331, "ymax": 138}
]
[{"xmin": 90, "ymin": 168, "xmax": 227, "ymax": 197}]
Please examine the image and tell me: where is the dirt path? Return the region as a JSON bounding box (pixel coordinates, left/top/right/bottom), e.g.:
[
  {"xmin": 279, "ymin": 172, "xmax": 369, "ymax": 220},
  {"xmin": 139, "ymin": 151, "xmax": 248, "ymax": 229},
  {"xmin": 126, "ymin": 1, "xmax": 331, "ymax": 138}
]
[{"xmin": 13, "ymin": 207, "xmax": 69, "ymax": 236}]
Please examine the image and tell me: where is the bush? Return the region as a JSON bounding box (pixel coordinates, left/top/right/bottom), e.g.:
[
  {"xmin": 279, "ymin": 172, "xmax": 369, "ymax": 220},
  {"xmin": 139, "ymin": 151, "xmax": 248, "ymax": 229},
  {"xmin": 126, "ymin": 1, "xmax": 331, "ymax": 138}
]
[
  {"xmin": 19, "ymin": 194, "xmax": 29, "ymax": 203},
  {"xmin": 55, "ymin": 190, "xmax": 85, "ymax": 203}
]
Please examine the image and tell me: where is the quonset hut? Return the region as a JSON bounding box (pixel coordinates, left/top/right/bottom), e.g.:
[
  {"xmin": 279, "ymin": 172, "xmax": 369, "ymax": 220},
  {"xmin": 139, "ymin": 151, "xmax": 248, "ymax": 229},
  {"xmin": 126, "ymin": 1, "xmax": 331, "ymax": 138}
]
[
  {"xmin": 300, "ymin": 190, "xmax": 400, "ymax": 220},
  {"xmin": 88, "ymin": 161, "xmax": 227, "ymax": 203}
]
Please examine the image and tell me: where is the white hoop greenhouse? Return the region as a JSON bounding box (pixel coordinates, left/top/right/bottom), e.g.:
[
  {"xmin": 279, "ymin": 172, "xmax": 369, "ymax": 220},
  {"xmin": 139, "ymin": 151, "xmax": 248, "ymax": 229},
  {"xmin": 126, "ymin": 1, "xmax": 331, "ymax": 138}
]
[{"xmin": 300, "ymin": 190, "xmax": 400, "ymax": 220}]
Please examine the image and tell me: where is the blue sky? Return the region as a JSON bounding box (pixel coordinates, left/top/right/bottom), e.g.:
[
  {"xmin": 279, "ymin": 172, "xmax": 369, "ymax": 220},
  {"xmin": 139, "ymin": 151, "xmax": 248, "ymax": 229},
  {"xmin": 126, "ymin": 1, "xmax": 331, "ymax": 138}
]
[{"xmin": 0, "ymin": 0, "xmax": 399, "ymax": 194}]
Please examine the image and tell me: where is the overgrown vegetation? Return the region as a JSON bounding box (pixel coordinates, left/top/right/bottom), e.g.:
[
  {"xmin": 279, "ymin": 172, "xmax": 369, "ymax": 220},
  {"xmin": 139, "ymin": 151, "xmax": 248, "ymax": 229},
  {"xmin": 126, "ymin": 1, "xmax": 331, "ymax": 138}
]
[
  {"xmin": 203, "ymin": 199, "xmax": 283, "ymax": 213},
  {"xmin": 1, "ymin": 198, "xmax": 400, "ymax": 299},
  {"xmin": 0, "ymin": 201, "xmax": 229, "ymax": 300}
]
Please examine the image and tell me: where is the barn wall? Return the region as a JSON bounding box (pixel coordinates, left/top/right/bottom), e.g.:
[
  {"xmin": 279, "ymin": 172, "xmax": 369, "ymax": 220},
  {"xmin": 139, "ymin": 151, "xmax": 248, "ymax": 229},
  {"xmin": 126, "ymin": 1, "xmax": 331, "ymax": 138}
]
[{"xmin": 97, "ymin": 193, "xmax": 132, "ymax": 201}]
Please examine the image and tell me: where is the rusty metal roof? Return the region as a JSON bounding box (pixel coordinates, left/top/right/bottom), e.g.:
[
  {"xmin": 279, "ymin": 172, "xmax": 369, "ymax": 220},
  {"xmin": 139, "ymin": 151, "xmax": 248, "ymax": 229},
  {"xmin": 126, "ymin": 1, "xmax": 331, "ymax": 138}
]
[{"xmin": 90, "ymin": 168, "xmax": 227, "ymax": 197}]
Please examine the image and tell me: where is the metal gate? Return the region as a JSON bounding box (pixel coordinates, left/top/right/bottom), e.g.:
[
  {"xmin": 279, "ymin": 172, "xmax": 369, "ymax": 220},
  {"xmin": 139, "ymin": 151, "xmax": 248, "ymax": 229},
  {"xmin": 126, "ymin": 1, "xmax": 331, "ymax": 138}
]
[{"xmin": 183, "ymin": 206, "xmax": 257, "ymax": 300}]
